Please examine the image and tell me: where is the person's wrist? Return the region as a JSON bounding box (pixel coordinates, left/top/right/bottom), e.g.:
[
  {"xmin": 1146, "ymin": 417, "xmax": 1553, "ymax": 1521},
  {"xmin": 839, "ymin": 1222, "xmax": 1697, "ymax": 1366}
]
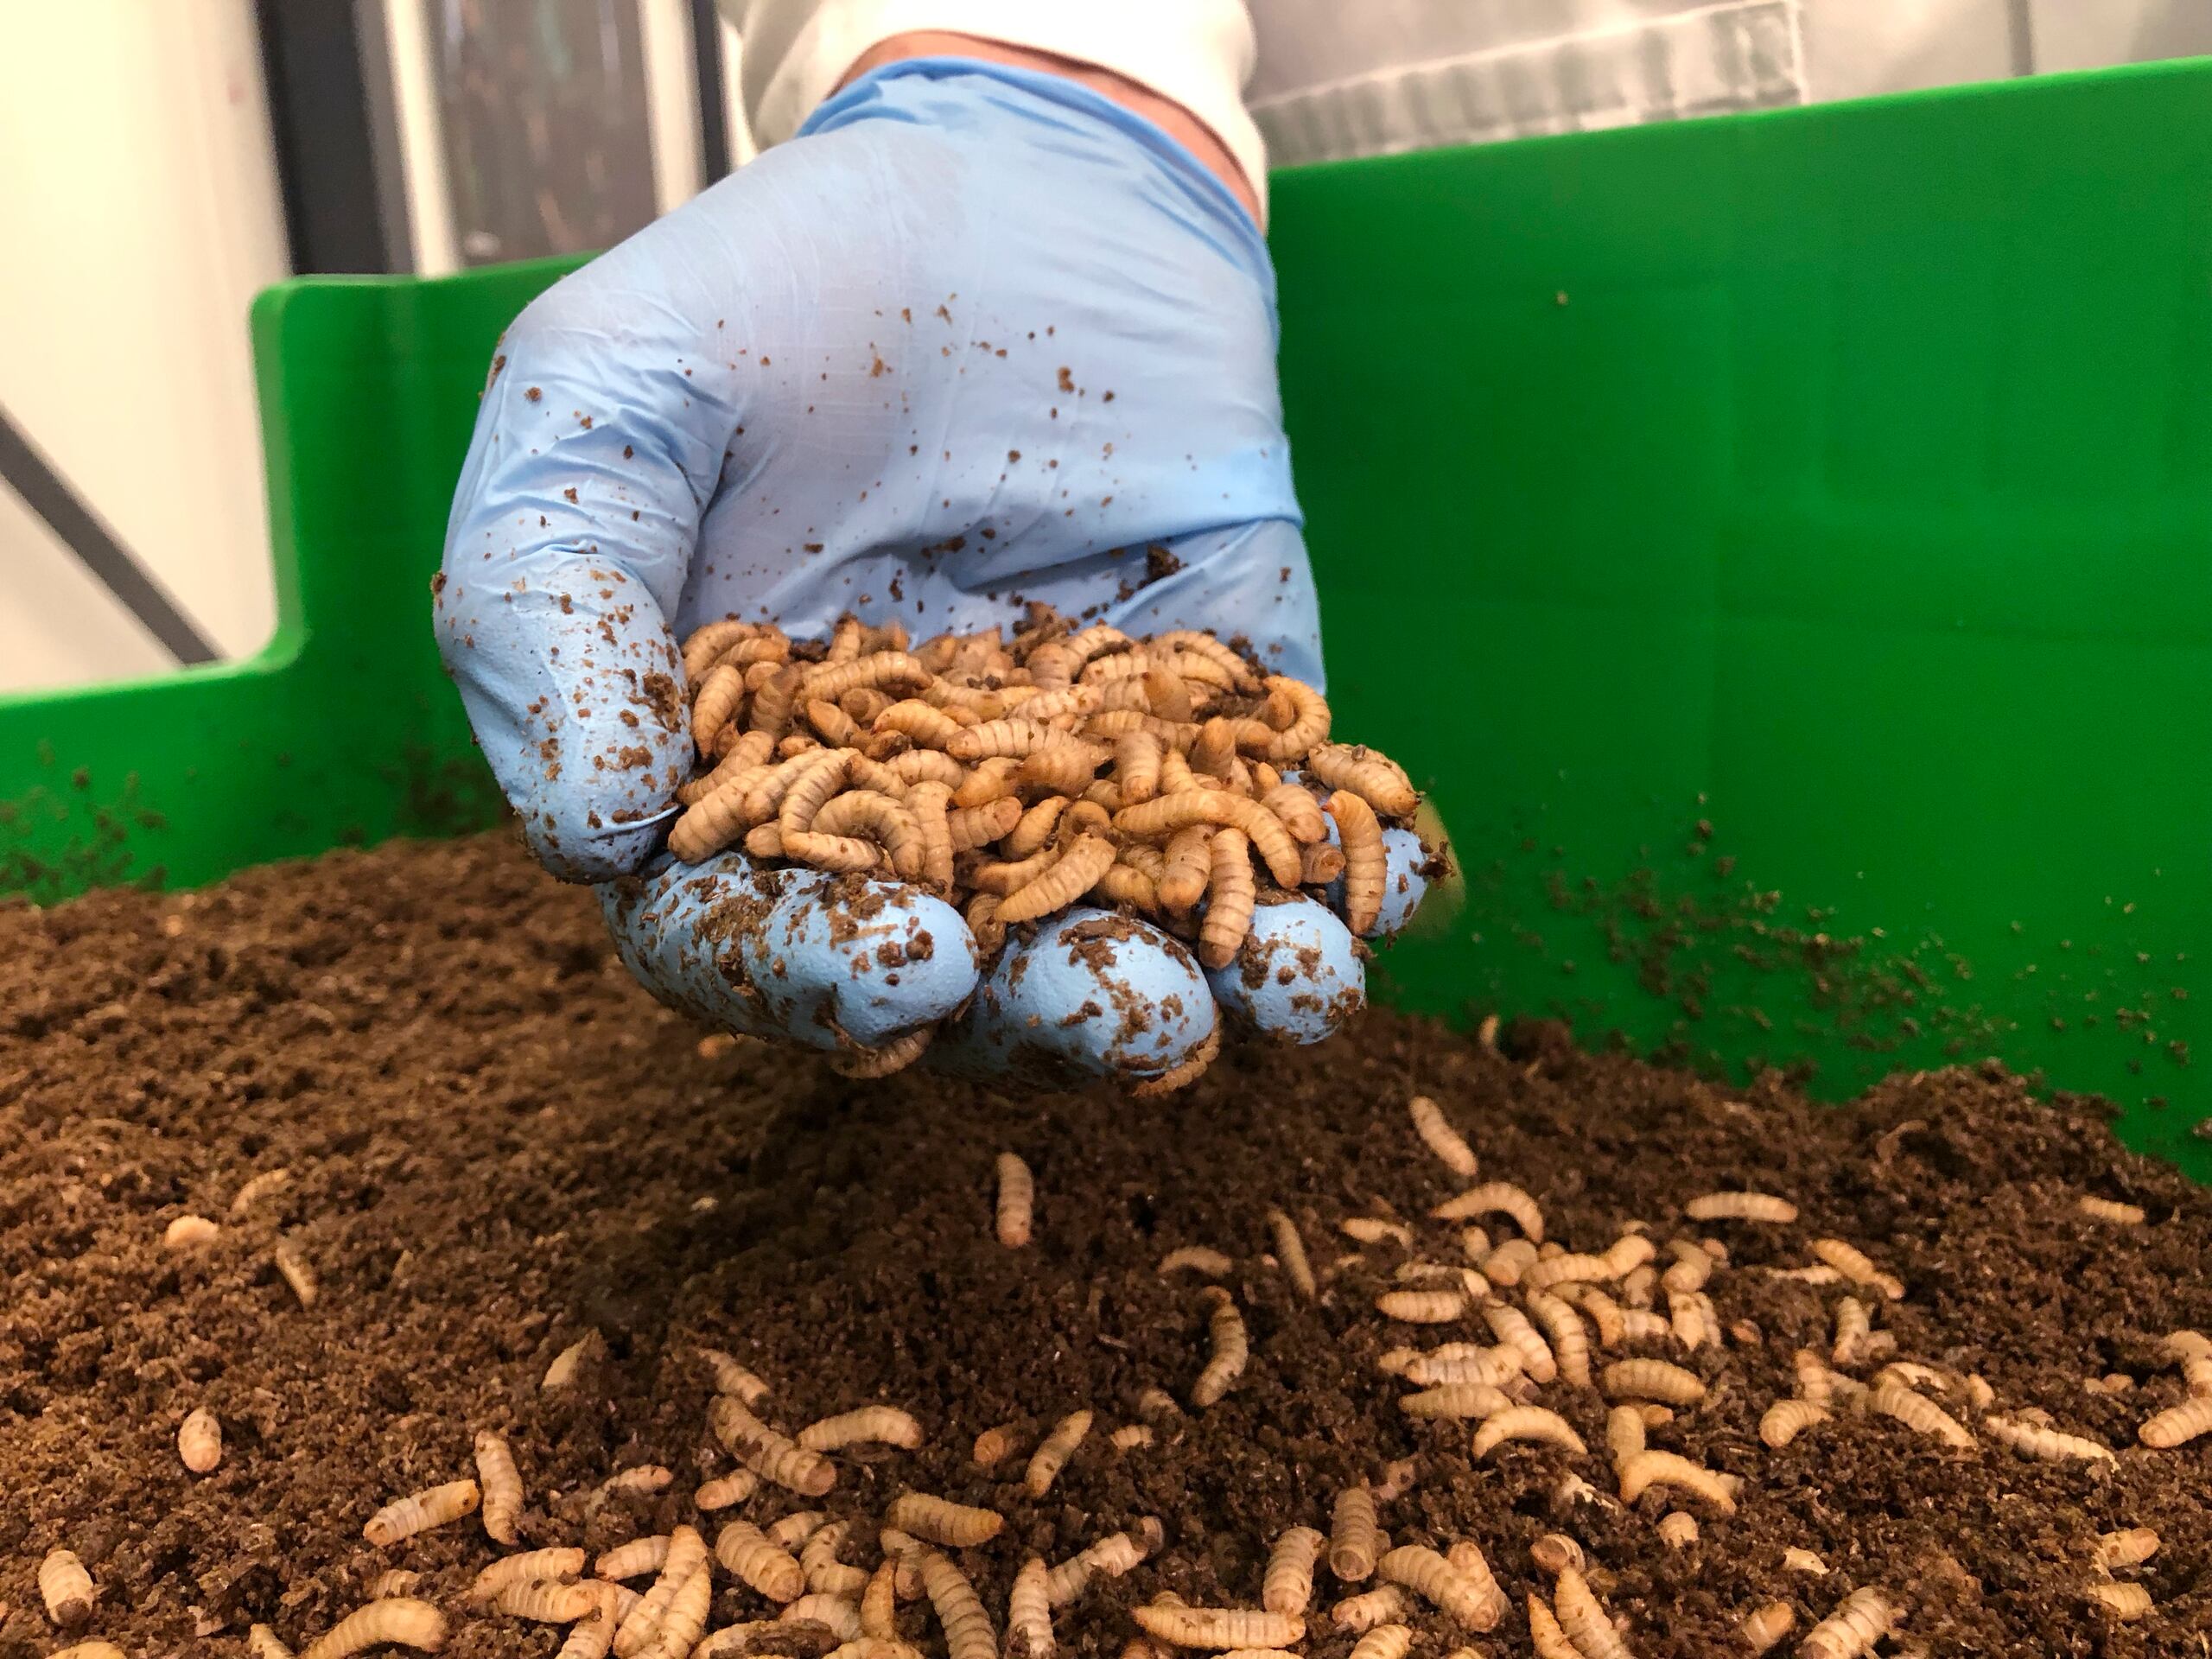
[{"xmin": 836, "ymin": 30, "xmax": 1262, "ymax": 223}]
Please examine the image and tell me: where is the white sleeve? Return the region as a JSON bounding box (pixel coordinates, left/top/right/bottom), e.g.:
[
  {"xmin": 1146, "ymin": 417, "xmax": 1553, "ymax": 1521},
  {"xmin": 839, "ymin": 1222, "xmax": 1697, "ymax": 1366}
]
[{"xmin": 719, "ymin": 1, "xmax": 1265, "ymax": 207}]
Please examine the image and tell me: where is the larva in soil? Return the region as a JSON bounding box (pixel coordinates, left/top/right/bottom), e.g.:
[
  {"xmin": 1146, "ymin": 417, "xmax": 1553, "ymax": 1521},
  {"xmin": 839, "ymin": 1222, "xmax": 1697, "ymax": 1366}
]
[
  {"xmin": 886, "ymin": 1493, "xmax": 1005, "ymax": 1548},
  {"xmin": 1025, "ymin": 1410, "xmax": 1094, "ymax": 1497},
  {"xmin": 1471, "ymin": 1406, "xmax": 1586, "ymax": 1459},
  {"xmin": 798, "ymin": 1406, "xmax": 925, "ymax": 1452},
  {"xmin": 364, "ymin": 1478, "xmax": 480, "ymax": 1547},
  {"xmin": 995, "ymin": 1153, "xmax": 1035, "ymax": 1247}
]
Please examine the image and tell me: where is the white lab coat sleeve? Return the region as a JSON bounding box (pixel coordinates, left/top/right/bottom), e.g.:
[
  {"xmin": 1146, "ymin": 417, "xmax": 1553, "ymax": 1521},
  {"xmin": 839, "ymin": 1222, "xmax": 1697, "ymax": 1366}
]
[{"xmin": 718, "ymin": 0, "xmax": 1267, "ymax": 213}]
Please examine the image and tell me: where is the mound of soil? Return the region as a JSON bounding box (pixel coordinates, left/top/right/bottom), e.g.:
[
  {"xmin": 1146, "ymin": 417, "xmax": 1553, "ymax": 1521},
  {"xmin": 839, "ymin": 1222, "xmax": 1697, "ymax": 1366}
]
[{"xmin": 0, "ymin": 832, "xmax": 2204, "ymax": 1658}]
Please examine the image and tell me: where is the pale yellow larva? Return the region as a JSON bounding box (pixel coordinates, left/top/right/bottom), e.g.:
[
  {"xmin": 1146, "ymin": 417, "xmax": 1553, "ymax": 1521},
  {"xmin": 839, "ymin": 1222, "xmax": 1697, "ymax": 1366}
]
[
  {"xmin": 249, "ymin": 1625, "xmax": 296, "ymax": 1659},
  {"xmin": 1685, "ymin": 1192, "xmax": 1797, "ymax": 1224},
  {"xmin": 995, "ymin": 1153, "xmax": 1035, "ymax": 1248},
  {"xmin": 1377, "ymin": 1543, "xmax": 1503, "ymax": 1630},
  {"xmin": 601, "ymin": 1466, "xmax": 673, "ymax": 1501},
  {"xmin": 1137, "ymin": 1387, "xmax": 1185, "ymax": 1425},
  {"xmin": 1480, "ymin": 1239, "xmax": 1540, "ymax": 1287},
  {"xmin": 1348, "ymin": 1624, "xmax": 1412, "ymax": 1659},
  {"xmin": 556, "ymin": 1588, "xmax": 620, "ymax": 1659},
  {"xmin": 39, "ymin": 1548, "xmax": 94, "ymax": 1628},
  {"xmin": 650, "ymin": 1566, "xmax": 715, "ymax": 1659},
  {"xmin": 1521, "ymin": 1251, "xmax": 1614, "ymax": 1292},
  {"xmin": 372, "ymin": 1571, "xmax": 423, "ymax": 1599},
  {"xmin": 1008, "ymin": 1557, "xmax": 1053, "ymax": 1659},
  {"xmin": 1830, "ymin": 1298, "xmax": 1873, "ymax": 1368},
  {"xmin": 768, "ymin": 1510, "xmax": 823, "ymax": 1550},
  {"xmin": 1471, "ymin": 1407, "xmax": 1586, "ymax": 1459},
  {"xmin": 231, "ymin": 1166, "xmax": 294, "ymax": 1215},
  {"xmin": 1870, "ymin": 1383, "xmax": 1974, "ymax": 1449},
  {"xmin": 1025, "ymin": 1409, "xmax": 1095, "ymax": 1497},
  {"xmin": 887, "ymin": 1492, "xmax": 1005, "ymax": 1548},
  {"xmin": 470, "ymin": 1546, "xmax": 587, "ymax": 1605},
  {"xmin": 798, "ymin": 1406, "xmax": 925, "ymax": 1452},
  {"xmin": 2139, "ymin": 1394, "xmax": 2212, "ymax": 1447},
  {"xmin": 1553, "ymin": 1567, "xmax": 1632, "ymax": 1659},
  {"xmin": 1331, "ymin": 1587, "xmax": 1408, "ymax": 1633},
  {"xmin": 1602, "ymin": 1357, "xmax": 1707, "ymax": 1405},
  {"xmin": 695, "ymin": 1471, "xmax": 757, "ymax": 1511},
  {"xmin": 1739, "ymin": 1600, "xmax": 1796, "ymax": 1654},
  {"xmin": 165, "ymin": 1214, "xmax": 221, "ymax": 1249},
  {"xmin": 1616, "ymin": 1450, "xmax": 1738, "ymax": 1515},
  {"xmin": 714, "ymin": 1521, "xmax": 806, "ymax": 1601},
  {"xmin": 781, "ymin": 1592, "xmax": 864, "ymax": 1640},
  {"xmin": 1760, "ymin": 1399, "xmax": 1831, "ymax": 1448},
  {"xmin": 1657, "ymin": 1511, "xmax": 1699, "ymax": 1548},
  {"xmin": 1556, "ymin": 1284, "xmax": 1628, "ymax": 1349},
  {"xmin": 701, "ymin": 1349, "xmax": 772, "ymax": 1404},
  {"xmin": 1393, "ymin": 1342, "xmax": 1522, "ymax": 1389},
  {"xmin": 1525, "ymin": 1291, "xmax": 1592, "ymax": 1389},
  {"xmin": 861, "ymin": 1561, "xmax": 899, "ymax": 1636},
  {"xmin": 1529, "ymin": 1534, "xmax": 1585, "ymax": 1576},
  {"xmin": 1192, "ymin": 1287, "xmax": 1249, "ymax": 1408},
  {"xmin": 297, "ymin": 1599, "xmax": 448, "ymax": 1659},
  {"xmin": 1605, "ymin": 1405, "xmax": 1645, "ymax": 1467},
  {"xmin": 614, "ymin": 1527, "xmax": 707, "ymax": 1659},
  {"xmin": 1401, "ymin": 1382, "xmax": 1516, "ymax": 1421},
  {"xmin": 1131, "ymin": 1605, "xmax": 1304, "ymax": 1649},
  {"xmin": 2076, "ymin": 1196, "xmax": 2146, "ymax": 1225},
  {"xmin": 274, "ymin": 1237, "xmax": 319, "ymax": 1308},
  {"xmin": 973, "ymin": 1421, "xmax": 1029, "ymax": 1466},
  {"xmin": 474, "ymin": 1431, "xmax": 523, "ymax": 1545},
  {"xmin": 1045, "ymin": 1521, "xmax": 1162, "ymax": 1605},
  {"xmin": 1526, "ymin": 1595, "xmax": 1580, "ymax": 1659},
  {"xmin": 2087, "ymin": 1582, "xmax": 2153, "ymax": 1620},
  {"xmin": 1408, "ymin": 1095, "xmax": 1478, "ymax": 1178},
  {"xmin": 709, "ymin": 1396, "xmax": 836, "ymax": 1496},
  {"xmin": 178, "ymin": 1407, "xmax": 222, "ymax": 1473},
  {"xmin": 1981, "ymin": 1414, "xmax": 2114, "ymax": 1464},
  {"xmin": 915, "ymin": 1547, "xmax": 997, "ymax": 1659},
  {"xmin": 1262, "ymin": 1527, "xmax": 1325, "ymax": 1615},
  {"xmin": 1809, "ymin": 1239, "xmax": 1904, "ymax": 1300},
  {"xmin": 1660, "ymin": 1239, "xmax": 1714, "ymax": 1294},
  {"xmin": 803, "ymin": 1522, "xmax": 872, "ymax": 1597},
  {"xmin": 1798, "ymin": 1587, "xmax": 1895, "ymax": 1658},
  {"xmin": 1341, "ymin": 1217, "xmax": 1415, "ymax": 1249},
  {"xmin": 2091, "ymin": 1528, "xmax": 2159, "ymax": 1570},
  {"xmin": 1377, "ymin": 1288, "xmax": 1469, "ymax": 1324},
  {"xmin": 364, "ymin": 1478, "xmax": 480, "ymax": 1548},
  {"xmin": 1431, "ymin": 1182, "xmax": 1545, "ymax": 1243},
  {"xmin": 543, "ymin": 1330, "xmax": 602, "ymax": 1391},
  {"xmin": 1669, "ymin": 1287, "xmax": 1719, "ymax": 1351},
  {"xmin": 494, "ymin": 1580, "xmax": 606, "ymax": 1623},
  {"xmin": 1483, "ymin": 1303, "xmax": 1557, "ymax": 1383},
  {"xmin": 1265, "ymin": 1208, "xmax": 1317, "ymax": 1300},
  {"xmin": 1330, "ymin": 1485, "xmax": 1381, "ymax": 1582}
]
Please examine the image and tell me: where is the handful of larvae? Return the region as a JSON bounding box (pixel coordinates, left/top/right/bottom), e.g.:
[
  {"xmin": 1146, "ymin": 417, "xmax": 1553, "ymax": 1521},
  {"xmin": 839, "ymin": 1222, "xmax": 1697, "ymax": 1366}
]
[{"xmin": 671, "ymin": 610, "xmax": 1423, "ymax": 971}]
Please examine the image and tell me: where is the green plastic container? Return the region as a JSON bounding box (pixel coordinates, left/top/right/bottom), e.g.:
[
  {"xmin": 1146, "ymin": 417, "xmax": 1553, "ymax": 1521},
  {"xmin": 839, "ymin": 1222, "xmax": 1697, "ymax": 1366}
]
[{"xmin": 3, "ymin": 63, "xmax": 2206, "ymax": 1177}]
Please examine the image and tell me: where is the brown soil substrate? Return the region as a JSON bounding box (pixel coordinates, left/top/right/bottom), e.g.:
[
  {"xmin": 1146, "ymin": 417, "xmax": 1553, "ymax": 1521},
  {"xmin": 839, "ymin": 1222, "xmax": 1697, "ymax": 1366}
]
[{"xmin": 2, "ymin": 831, "xmax": 2207, "ymax": 1659}]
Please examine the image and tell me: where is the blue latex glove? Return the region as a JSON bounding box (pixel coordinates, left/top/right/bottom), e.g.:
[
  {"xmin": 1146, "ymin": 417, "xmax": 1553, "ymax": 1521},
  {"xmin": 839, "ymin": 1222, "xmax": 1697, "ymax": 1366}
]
[{"xmin": 435, "ymin": 58, "xmax": 1388, "ymax": 1084}]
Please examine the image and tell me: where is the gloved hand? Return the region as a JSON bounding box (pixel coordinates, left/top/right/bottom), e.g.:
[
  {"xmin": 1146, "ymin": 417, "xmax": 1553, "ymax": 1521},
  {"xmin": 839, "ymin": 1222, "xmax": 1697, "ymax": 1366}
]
[{"xmin": 435, "ymin": 55, "xmax": 1433, "ymax": 1085}]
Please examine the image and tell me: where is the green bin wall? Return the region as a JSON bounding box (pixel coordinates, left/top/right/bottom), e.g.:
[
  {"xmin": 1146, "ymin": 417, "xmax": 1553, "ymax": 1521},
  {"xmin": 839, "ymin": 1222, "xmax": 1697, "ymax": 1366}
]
[{"xmin": 3, "ymin": 65, "xmax": 2206, "ymax": 1176}]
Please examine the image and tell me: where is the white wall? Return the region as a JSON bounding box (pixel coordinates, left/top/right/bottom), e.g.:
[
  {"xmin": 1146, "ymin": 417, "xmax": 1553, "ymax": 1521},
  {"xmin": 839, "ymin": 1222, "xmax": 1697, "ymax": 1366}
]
[{"xmin": 0, "ymin": 0, "xmax": 289, "ymax": 695}]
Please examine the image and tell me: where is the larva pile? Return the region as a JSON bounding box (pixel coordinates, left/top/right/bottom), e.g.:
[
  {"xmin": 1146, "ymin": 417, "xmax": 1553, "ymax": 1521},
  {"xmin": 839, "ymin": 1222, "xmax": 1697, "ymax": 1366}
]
[{"xmin": 667, "ymin": 610, "xmax": 1427, "ymax": 1068}]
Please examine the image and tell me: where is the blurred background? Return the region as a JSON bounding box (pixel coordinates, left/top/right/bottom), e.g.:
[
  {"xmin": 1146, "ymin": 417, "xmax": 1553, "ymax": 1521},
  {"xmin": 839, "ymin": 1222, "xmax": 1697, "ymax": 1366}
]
[{"xmin": 3, "ymin": 0, "xmax": 2205, "ymax": 696}]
